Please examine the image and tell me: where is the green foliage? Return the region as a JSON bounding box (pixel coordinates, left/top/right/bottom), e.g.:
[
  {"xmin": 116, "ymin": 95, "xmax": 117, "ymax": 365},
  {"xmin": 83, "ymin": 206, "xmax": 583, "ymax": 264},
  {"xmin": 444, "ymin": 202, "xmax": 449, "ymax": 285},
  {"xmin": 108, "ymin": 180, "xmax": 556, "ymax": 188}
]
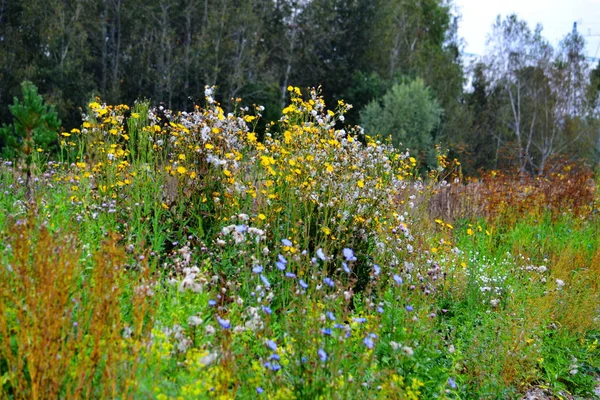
[
  {"xmin": 0, "ymin": 81, "xmax": 61, "ymax": 161},
  {"xmin": 360, "ymin": 78, "xmax": 443, "ymax": 166}
]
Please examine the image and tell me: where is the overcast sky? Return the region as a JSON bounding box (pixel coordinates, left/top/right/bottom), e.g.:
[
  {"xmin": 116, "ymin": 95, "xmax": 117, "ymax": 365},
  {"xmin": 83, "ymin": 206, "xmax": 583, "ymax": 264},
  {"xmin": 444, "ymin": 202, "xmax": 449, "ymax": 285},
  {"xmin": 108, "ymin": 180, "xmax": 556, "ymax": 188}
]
[{"xmin": 453, "ymin": 0, "xmax": 600, "ymax": 60}]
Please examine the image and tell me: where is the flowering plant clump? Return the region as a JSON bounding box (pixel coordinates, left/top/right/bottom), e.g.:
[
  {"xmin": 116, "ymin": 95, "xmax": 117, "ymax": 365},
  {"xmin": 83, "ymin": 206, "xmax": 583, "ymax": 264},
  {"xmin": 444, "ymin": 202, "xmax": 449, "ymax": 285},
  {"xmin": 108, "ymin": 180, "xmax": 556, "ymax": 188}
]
[{"xmin": 0, "ymin": 85, "xmax": 598, "ymax": 399}]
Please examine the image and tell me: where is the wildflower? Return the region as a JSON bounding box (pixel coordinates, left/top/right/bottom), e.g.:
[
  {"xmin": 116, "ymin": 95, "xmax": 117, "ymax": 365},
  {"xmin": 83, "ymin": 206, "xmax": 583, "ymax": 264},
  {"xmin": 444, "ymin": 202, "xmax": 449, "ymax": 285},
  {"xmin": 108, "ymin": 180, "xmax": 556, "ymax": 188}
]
[
  {"xmin": 353, "ymin": 317, "xmax": 366, "ymax": 324},
  {"xmin": 342, "ymin": 248, "xmax": 357, "ymax": 262},
  {"xmin": 262, "ymin": 306, "xmax": 272, "ymax": 315},
  {"xmin": 276, "ymin": 261, "xmax": 286, "ymax": 271},
  {"xmin": 342, "ymin": 262, "xmax": 351, "ymax": 274},
  {"xmin": 285, "ymin": 272, "xmax": 297, "ymax": 278},
  {"xmin": 264, "ymin": 362, "xmax": 281, "ymax": 371},
  {"xmin": 252, "ymin": 265, "xmax": 264, "ymax": 274},
  {"xmin": 216, "ymin": 316, "xmax": 230, "ymax": 329},
  {"xmin": 316, "ymin": 248, "xmax": 326, "ymax": 261},
  {"xmin": 373, "ymin": 264, "xmax": 381, "ymax": 276},
  {"xmin": 318, "ymin": 348, "xmax": 328, "ymax": 362},
  {"xmin": 327, "ymin": 311, "xmax": 336, "ymax": 321},
  {"xmin": 188, "ymin": 316, "xmax": 203, "ymax": 326},
  {"xmin": 405, "ymin": 305, "xmax": 413, "ymax": 312},
  {"xmin": 402, "ymin": 346, "xmax": 414, "ymax": 356},
  {"xmin": 278, "ymin": 254, "xmax": 288, "ymax": 264},
  {"xmin": 208, "ymin": 300, "xmax": 217, "ymax": 306},
  {"xmin": 299, "ymin": 279, "xmax": 308, "ymax": 289},
  {"xmin": 321, "ymin": 328, "xmax": 332, "ymax": 335},
  {"xmin": 393, "ymin": 274, "xmax": 403, "ymax": 285},
  {"xmin": 364, "ymin": 335, "xmax": 375, "ymax": 349},
  {"xmin": 282, "ymin": 239, "xmax": 293, "ymax": 247},
  {"xmin": 265, "ymin": 340, "xmax": 278, "ymax": 351},
  {"xmin": 448, "ymin": 377, "xmax": 457, "ymax": 389},
  {"xmin": 260, "ymin": 275, "xmax": 271, "ymax": 288},
  {"xmin": 323, "ymin": 277, "xmax": 334, "ymax": 287},
  {"xmin": 257, "ymin": 387, "xmax": 264, "ymax": 394},
  {"xmin": 377, "ymin": 306, "xmax": 384, "ymax": 313}
]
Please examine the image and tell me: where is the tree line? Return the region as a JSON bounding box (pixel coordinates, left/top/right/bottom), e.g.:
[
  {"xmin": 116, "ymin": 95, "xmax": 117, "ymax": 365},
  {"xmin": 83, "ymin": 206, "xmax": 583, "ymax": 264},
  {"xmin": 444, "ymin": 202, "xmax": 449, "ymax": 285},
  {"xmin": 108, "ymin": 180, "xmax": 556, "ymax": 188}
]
[{"xmin": 1, "ymin": 0, "xmax": 599, "ymax": 174}]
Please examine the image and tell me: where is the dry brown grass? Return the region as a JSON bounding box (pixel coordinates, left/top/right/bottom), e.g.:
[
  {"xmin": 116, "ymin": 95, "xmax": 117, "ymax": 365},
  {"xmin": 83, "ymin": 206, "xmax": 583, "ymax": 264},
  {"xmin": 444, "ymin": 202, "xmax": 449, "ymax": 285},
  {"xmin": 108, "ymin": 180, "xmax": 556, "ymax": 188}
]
[{"xmin": 0, "ymin": 217, "xmax": 156, "ymax": 399}]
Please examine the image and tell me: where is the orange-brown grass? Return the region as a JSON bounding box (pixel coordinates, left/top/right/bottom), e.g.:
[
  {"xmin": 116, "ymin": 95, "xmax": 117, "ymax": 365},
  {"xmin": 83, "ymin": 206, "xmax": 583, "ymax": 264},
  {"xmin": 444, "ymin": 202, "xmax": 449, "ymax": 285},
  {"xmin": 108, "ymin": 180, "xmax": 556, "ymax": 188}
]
[
  {"xmin": 429, "ymin": 163, "xmax": 596, "ymax": 222},
  {"xmin": 0, "ymin": 218, "xmax": 156, "ymax": 399}
]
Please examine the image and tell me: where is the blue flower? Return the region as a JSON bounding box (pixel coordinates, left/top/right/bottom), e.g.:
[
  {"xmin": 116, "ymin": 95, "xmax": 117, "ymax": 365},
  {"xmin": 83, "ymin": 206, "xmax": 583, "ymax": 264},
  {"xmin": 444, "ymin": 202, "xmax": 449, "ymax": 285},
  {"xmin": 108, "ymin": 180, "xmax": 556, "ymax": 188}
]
[
  {"xmin": 364, "ymin": 336, "xmax": 375, "ymax": 349},
  {"xmin": 262, "ymin": 306, "xmax": 272, "ymax": 315},
  {"xmin": 264, "ymin": 361, "xmax": 281, "ymax": 371},
  {"xmin": 281, "ymin": 239, "xmax": 292, "ymax": 247},
  {"xmin": 316, "ymin": 248, "xmax": 326, "ymax": 261},
  {"xmin": 208, "ymin": 300, "xmax": 217, "ymax": 306},
  {"xmin": 266, "ymin": 340, "xmax": 278, "ymax": 351},
  {"xmin": 252, "ymin": 265, "xmax": 264, "ymax": 274},
  {"xmin": 323, "ymin": 277, "xmax": 334, "ymax": 287},
  {"xmin": 342, "ymin": 262, "xmax": 351, "ymax": 274},
  {"xmin": 373, "ymin": 264, "xmax": 381, "ymax": 275},
  {"xmin": 342, "ymin": 248, "xmax": 357, "ymax": 262},
  {"xmin": 276, "ymin": 261, "xmax": 286, "ymax": 271},
  {"xmin": 216, "ymin": 316, "xmax": 230, "ymax": 329},
  {"xmin": 269, "ymin": 353, "xmax": 280, "ymax": 361},
  {"xmin": 321, "ymin": 328, "xmax": 332, "ymax": 335},
  {"xmin": 448, "ymin": 377, "xmax": 457, "ymax": 389},
  {"xmin": 318, "ymin": 348, "xmax": 327, "ymax": 362},
  {"xmin": 353, "ymin": 317, "xmax": 366, "ymax": 323},
  {"xmin": 285, "ymin": 272, "xmax": 297, "ymax": 278},
  {"xmin": 235, "ymin": 224, "xmax": 248, "ymax": 233},
  {"xmin": 299, "ymin": 279, "xmax": 308, "ymax": 289},
  {"xmin": 327, "ymin": 311, "xmax": 336, "ymax": 321},
  {"xmin": 405, "ymin": 305, "xmax": 413, "ymax": 312},
  {"xmin": 260, "ymin": 274, "xmax": 271, "ymax": 288},
  {"xmin": 393, "ymin": 274, "xmax": 403, "ymax": 284},
  {"xmin": 278, "ymin": 254, "xmax": 288, "ymax": 264},
  {"xmin": 377, "ymin": 306, "xmax": 384, "ymax": 313},
  {"xmin": 256, "ymin": 387, "xmax": 264, "ymax": 394}
]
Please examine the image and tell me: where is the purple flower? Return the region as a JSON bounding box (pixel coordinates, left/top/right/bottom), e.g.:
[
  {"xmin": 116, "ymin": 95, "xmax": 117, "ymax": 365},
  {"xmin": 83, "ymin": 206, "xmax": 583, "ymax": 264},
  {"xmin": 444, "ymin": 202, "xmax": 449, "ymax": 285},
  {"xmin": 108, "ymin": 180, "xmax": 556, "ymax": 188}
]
[
  {"xmin": 256, "ymin": 387, "xmax": 264, "ymax": 394},
  {"xmin": 252, "ymin": 265, "xmax": 264, "ymax": 274},
  {"xmin": 264, "ymin": 361, "xmax": 281, "ymax": 371},
  {"xmin": 318, "ymin": 348, "xmax": 327, "ymax": 362},
  {"xmin": 299, "ymin": 279, "xmax": 308, "ymax": 289},
  {"xmin": 285, "ymin": 272, "xmax": 297, "ymax": 278},
  {"xmin": 373, "ymin": 264, "xmax": 381, "ymax": 275},
  {"xmin": 393, "ymin": 274, "xmax": 403, "ymax": 285},
  {"xmin": 327, "ymin": 311, "xmax": 336, "ymax": 321},
  {"xmin": 269, "ymin": 353, "xmax": 280, "ymax": 361},
  {"xmin": 321, "ymin": 328, "xmax": 332, "ymax": 335},
  {"xmin": 448, "ymin": 377, "xmax": 457, "ymax": 389},
  {"xmin": 208, "ymin": 300, "xmax": 217, "ymax": 306},
  {"xmin": 316, "ymin": 248, "xmax": 326, "ymax": 261},
  {"xmin": 342, "ymin": 248, "xmax": 357, "ymax": 262},
  {"xmin": 323, "ymin": 277, "xmax": 334, "ymax": 287},
  {"xmin": 377, "ymin": 306, "xmax": 384, "ymax": 314},
  {"xmin": 260, "ymin": 274, "xmax": 271, "ymax": 288},
  {"xmin": 334, "ymin": 323, "xmax": 345, "ymax": 329},
  {"xmin": 364, "ymin": 336, "xmax": 375, "ymax": 349},
  {"xmin": 353, "ymin": 317, "xmax": 366, "ymax": 324},
  {"xmin": 265, "ymin": 340, "xmax": 278, "ymax": 351},
  {"xmin": 281, "ymin": 239, "xmax": 293, "ymax": 247},
  {"xmin": 262, "ymin": 306, "xmax": 272, "ymax": 315},
  {"xmin": 216, "ymin": 316, "xmax": 230, "ymax": 329},
  {"xmin": 405, "ymin": 305, "xmax": 413, "ymax": 312},
  {"xmin": 278, "ymin": 254, "xmax": 288, "ymax": 264},
  {"xmin": 276, "ymin": 261, "xmax": 286, "ymax": 271}
]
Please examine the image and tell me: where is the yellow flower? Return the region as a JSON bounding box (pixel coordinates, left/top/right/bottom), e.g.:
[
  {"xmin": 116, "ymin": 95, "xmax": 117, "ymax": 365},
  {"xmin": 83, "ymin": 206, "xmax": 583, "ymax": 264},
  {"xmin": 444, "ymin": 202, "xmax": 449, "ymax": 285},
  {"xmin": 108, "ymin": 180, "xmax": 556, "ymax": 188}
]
[
  {"xmin": 178, "ymin": 154, "xmax": 186, "ymax": 161},
  {"xmin": 321, "ymin": 227, "xmax": 331, "ymax": 235},
  {"xmin": 177, "ymin": 166, "xmax": 187, "ymax": 175},
  {"xmin": 357, "ymin": 180, "xmax": 365, "ymax": 188},
  {"xmin": 258, "ymin": 214, "xmax": 266, "ymax": 221},
  {"xmin": 244, "ymin": 115, "xmax": 256, "ymax": 123},
  {"xmin": 223, "ymin": 169, "xmax": 232, "ymax": 177},
  {"xmin": 61, "ymin": 132, "xmax": 71, "ymax": 137},
  {"xmin": 467, "ymin": 228, "xmax": 474, "ymax": 236}
]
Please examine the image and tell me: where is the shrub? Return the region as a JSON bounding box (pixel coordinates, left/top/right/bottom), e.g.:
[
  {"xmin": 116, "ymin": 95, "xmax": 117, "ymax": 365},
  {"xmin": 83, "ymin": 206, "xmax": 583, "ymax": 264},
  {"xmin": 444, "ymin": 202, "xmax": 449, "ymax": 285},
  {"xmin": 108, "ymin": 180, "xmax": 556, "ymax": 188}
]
[{"xmin": 360, "ymin": 78, "xmax": 443, "ymax": 167}]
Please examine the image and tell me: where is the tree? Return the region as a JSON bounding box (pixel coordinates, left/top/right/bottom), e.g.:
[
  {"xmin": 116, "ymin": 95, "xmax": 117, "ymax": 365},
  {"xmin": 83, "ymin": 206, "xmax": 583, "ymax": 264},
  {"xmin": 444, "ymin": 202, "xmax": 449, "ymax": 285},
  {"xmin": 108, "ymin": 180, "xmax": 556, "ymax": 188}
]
[
  {"xmin": 0, "ymin": 81, "xmax": 61, "ymax": 161},
  {"xmin": 360, "ymin": 78, "xmax": 443, "ymax": 166}
]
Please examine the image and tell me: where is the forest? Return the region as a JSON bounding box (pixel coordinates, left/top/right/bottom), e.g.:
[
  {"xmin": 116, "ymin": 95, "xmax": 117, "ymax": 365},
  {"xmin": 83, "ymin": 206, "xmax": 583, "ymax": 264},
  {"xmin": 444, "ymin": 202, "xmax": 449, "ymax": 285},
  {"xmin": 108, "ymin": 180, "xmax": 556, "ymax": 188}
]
[{"xmin": 2, "ymin": 0, "xmax": 600, "ymax": 174}]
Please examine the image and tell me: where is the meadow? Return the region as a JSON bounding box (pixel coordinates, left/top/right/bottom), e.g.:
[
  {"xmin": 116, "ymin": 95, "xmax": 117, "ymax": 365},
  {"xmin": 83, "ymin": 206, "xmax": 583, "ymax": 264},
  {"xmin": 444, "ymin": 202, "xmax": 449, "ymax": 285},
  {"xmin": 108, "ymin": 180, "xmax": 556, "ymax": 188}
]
[{"xmin": 0, "ymin": 86, "xmax": 599, "ymax": 399}]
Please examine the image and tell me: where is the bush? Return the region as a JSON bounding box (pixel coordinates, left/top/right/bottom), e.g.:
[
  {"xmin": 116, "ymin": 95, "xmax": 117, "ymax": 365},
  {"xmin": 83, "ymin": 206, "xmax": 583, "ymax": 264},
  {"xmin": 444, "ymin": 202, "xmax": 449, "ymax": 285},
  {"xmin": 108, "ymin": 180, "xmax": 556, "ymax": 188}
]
[{"xmin": 360, "ymin": 78, "xmax": 442, "ymax": 166}]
